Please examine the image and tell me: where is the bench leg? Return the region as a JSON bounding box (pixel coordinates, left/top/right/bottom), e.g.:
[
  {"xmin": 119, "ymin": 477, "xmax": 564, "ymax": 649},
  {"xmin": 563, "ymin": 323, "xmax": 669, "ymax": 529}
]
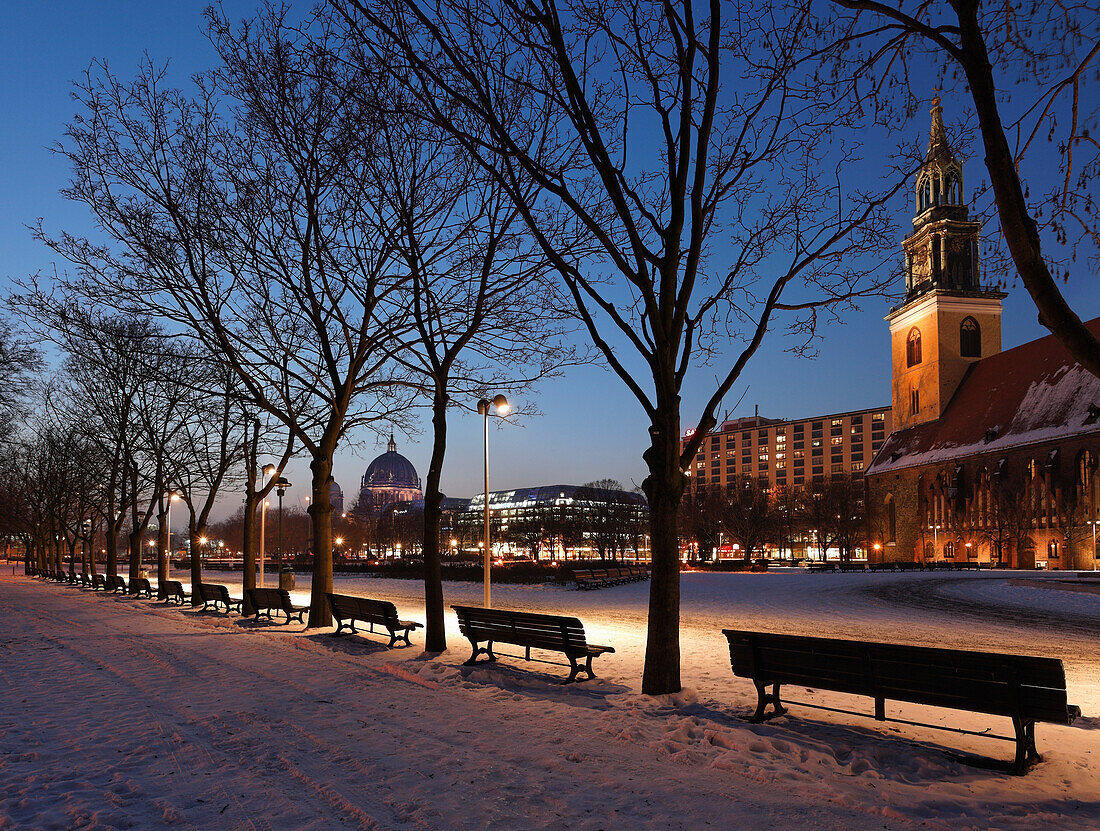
[
  {"xmin": 1012, "ymin": 718, "xmax": 1041, "ymax": 773},
  {"xmin": 563, "ymin": 654, "xmax": 596, "ymax": 684},
  {"xmin": 463, "ymin": 639, "xmax": 496, "ymax": 666},
  {"xmin": 750, "ymin": 681, "xmax": 786, "ymax": 722}
]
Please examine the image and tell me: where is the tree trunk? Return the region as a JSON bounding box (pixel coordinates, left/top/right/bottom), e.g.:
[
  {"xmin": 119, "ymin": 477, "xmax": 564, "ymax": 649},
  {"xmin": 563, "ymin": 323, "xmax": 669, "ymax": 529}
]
[
  {"xmin": 242, "ymin": 489, "xmax": 258, "ymax": 615},
  {"xmin": 421, "ymin": 388, "xmax": 449, "ymax": 652},
  {"xmin": 157, "ymin": 508, "xmax": 169, "ymax": 586},
  {"xmin": 105, "ymin": 516, "xmax": 119, "ymax": 577},
  {"xmin": 128, "ymin": 529, "xmax": 143, "ymax": 582},
  {"xmin": 189, "ymin": 520, "xmax": 204, "ymax": 606},
  {"xmin": 640, "ymin": 405, "xmax": 685, "ymax": 695},
  {"xmin": 307, "ymin": 450, "xmax": 335, "ymax": 628}
]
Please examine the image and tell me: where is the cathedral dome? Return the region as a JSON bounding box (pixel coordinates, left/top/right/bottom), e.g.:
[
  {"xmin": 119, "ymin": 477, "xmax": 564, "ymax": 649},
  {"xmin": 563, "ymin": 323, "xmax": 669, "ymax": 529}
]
[{"xmin": 361, "ymin": 435, "xmax": 421, "ymax": 493}]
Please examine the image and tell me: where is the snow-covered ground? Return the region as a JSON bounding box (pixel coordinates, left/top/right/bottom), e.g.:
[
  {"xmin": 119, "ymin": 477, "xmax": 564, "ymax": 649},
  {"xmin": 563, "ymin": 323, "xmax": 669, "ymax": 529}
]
[{"xmin": 1, "ymin": 568, "xmax": 1097, "ymax": 830}]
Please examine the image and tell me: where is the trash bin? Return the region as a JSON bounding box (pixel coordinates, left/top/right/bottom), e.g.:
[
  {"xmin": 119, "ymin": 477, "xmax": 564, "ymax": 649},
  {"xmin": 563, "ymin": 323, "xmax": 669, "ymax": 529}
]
[
  {"xmin": 139, "ymin": 567, "xmax": 149, "ymax": 579},
  {"xmin": 279, "ymin": 565, "xmax": 295, "ymax": 591}
]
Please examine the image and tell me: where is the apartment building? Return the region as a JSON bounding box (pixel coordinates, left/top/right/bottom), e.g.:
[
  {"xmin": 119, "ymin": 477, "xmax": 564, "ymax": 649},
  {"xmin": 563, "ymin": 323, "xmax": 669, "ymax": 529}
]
[{"xmin": 682, "ymin": 406, "xmax": 893, "ymax": 491}]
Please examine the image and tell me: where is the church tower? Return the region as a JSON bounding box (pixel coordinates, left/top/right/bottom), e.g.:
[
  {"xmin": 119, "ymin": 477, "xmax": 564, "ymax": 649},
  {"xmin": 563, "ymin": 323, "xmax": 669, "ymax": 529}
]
[{"xmin": 886, "ymin": 96, "xmax": 1007, "ymax": 431}]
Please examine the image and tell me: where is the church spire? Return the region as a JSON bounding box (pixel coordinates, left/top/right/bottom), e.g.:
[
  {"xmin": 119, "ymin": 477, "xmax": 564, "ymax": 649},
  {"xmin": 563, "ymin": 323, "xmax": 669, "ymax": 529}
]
[
  {"xmin": 926, "ymin": 93, "xmax": 951, "ymax": 161},
  {"xmin": 387, "ymin": 432, "xmax": 396, "ymax": 453}
]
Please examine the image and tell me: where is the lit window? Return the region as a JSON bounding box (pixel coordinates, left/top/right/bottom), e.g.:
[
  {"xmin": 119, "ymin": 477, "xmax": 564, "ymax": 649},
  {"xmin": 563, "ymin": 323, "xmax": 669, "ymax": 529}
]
[{"xmin": 831, "ymin": 437, "xmax": 843, "ymax": 446}]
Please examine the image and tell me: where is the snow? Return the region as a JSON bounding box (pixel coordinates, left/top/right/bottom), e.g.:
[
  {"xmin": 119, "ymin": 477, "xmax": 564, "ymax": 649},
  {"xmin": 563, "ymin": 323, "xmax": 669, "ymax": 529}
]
[{"xmin": 2, "ymin": 567, "xmax": 1098, "ymax": 830}]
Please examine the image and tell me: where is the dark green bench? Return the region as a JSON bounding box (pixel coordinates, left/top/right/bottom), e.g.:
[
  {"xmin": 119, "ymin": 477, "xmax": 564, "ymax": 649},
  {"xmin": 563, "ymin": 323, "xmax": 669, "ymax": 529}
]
[
  {"xmin": 159, "ymin": 579, "xmax": 189, "ymax": 605},
  {"xmin": 197, "ymin": 582, "xmax": 243, "ymax": 614},
  {"xmin": 326, "ymin": 593, "xmax": 421, "ymax": 646},
  {"xmin": 453, "ymin": 605, "xmax": 614, "ymax": 683},
  {"xmin": 246, "ymin": 587, "xmax": 308, "ymax": 625},
  {"xmin": 721, "ymin": 629, "xmax": 1080, "ymax": 773}
]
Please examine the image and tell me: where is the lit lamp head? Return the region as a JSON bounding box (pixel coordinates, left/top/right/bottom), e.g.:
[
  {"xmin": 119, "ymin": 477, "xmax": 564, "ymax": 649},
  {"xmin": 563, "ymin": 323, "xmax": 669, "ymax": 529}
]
[
  {"xmin": 477, "ymin": 393, "xmax": 510, "ymax": 416},
  {"xmin": 276, "ymin": 477, "xmax": 291, "ymax": 497}
]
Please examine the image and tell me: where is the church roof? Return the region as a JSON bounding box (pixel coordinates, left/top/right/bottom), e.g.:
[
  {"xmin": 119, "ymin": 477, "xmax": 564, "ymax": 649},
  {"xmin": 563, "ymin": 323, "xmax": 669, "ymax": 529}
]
[
  {"xmin": 362, "ymin": 435, "xmax": 420, "ymax": 490},
  {"xmin": 867, "ymin": 318, "xmax": 1100, "ymax": 475}
]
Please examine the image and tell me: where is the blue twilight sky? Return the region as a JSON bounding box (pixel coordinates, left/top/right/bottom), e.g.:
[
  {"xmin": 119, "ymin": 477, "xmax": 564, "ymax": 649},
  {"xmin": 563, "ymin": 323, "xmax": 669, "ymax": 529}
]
[{"xmin": 1, "ymin": 3, "xmax": 1096, "ymax": 516}]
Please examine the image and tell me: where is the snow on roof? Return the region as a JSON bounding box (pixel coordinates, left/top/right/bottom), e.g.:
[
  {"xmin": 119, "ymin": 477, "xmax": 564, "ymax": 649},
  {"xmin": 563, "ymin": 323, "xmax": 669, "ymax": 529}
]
[{"xmin": 867, "ymin": 318, "xmax": 1100, "ymax": 475}]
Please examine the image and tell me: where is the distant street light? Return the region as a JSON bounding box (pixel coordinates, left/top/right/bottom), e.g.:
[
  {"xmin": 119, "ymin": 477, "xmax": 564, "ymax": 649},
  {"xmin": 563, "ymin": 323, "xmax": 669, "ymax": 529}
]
[
  {"xmin": 166, "ymin": 492, "xmax": 180, "ymax": 582},
  {"xmin": 276, "ymin": 477, "xmax": 291, "ymax": 566},
  {"xmin": 477, "ymin": 394, "xmax": 510, "ymax": 607},
  {"xmin": 260, "ymin": 464, "xmax": 277, "ymax": 587}
]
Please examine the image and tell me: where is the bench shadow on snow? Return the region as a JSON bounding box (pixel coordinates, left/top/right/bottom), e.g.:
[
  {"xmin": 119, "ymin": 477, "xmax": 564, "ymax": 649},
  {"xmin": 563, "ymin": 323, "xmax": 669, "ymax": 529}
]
[
  {"xmin": 677, "ymin": 697, "xmax": 1057, "ymax": 781},
  {"xmin": 297, "ymin": 630, "xmax": 401, "ymax": 657},
  {"xmin": 453, "ymin": 659, "xmax": 631, "ymax": 709}
]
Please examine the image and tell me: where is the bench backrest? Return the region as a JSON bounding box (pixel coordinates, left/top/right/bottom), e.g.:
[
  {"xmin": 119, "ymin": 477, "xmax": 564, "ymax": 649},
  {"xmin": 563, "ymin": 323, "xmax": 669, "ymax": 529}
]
[
  {"xmin": 247, "ymin": 587, "xmax": 294, "ymax": 611},
  {"xmin": 453, "ymin": 605, "xmax": 590, "ymax": 655},
  {"xmin": 160, "ymin": 579, "xmax": 184, "ymax": 597},
  {"xmin": 722, "ymin": 629, "xmax": 1073, "ymax": 724},
  {"xmin": 198, "ymin": 583, "xmax": 231, "ymax": 602},
  {"xmin": 132, "ymin": 577, "xmax": 151, "ymax": 591},
  {"xmin": 326, "ymin": 593, "xmax": 399, "ymax": 627}
]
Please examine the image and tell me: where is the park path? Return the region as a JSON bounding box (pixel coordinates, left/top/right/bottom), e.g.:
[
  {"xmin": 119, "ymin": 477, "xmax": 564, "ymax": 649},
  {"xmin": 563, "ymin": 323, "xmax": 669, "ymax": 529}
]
[{"xmin": 1, "ymin": 572, "xmax": 1097, "ymax": 830}]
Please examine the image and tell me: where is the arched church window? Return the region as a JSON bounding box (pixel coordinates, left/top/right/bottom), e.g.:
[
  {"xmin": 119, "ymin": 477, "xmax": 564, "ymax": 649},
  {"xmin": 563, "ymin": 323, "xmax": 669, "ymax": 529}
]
[
  {"xmin": 886, "ymin": 494, "xmax": 896, "ymax": 543},
  {"xmin": 960, "ymin": 317, "xmax": 981, "ymax": 357},
  {"xmin": 1079, "ymin": 449, "xmax": 1095, "ymax": 493},
  {"xmin": 932, "ymin": 175, "xmax": 941, "ymax": 205},
  {"xmin": 945, "ymin": 171, "xmax": 960, "ymax": 204},
  {"xmin": 1028, "ymin": 458, "xmax": 1041, "ymax": 480},
  {"xmin": 906, "ymin": 327, "xmax": 922, "ymax": 366}
]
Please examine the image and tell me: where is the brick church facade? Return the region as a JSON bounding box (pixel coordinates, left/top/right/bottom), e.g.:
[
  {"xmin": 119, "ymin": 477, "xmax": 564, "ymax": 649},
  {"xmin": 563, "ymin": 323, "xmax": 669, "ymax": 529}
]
[{"xmin": 865, "ymin": 98, "xmax": 1100, "ymax": 569}]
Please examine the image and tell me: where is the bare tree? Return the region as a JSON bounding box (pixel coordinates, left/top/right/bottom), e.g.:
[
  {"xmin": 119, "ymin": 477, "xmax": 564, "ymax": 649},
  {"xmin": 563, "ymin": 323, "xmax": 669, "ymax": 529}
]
[
  {"xmin": 823, "ymin": 1, "xmax": 1100, "ymax": 376},
  {"xmin": 348, "ymin": 0, "xmax": 902, "ymax": 691},
  {"xmin": 38, "ymin": 7, "xmax": 412, "ymax": 626},
  {"xmin": 366, "ymin": 94, "xmax": 581, "ymax": 650},
  {"xmin": 722, "ymin": 478, "xmax": 775, "ymax": 562}
]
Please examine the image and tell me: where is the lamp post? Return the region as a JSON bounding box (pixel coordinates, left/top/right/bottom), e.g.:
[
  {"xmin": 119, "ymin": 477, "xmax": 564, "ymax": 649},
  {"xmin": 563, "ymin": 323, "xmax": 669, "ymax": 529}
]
[
  {"xmin": 259, "ymin": 464, "xmax": 277, "ymax": 587},
  {"xmin": 477, "ymin": 394, "xmax": 510, "ymax": 607},
  {"xmin": 1088, "ymin": 518, "xmax": 1099, "ymax": 570},
  {"xmin": 928, "ymin": 523, "xmax": 941, "ymax": 559},
  {"xmin": 276, "ymin": 477, "xmax": 291, "ymax": 567},
  {"xmin": 166, "ymin": 492, "xmax": 180, "ymax": 582}
]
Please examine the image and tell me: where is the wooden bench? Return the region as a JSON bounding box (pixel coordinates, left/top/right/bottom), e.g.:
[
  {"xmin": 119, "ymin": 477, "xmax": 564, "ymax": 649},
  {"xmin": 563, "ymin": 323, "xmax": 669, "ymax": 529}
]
[
  {"xmin": 806, "ymin": 562, "xmax": 836, "ymax": 573},
  {"xmin": 325, "ymin": 593, "xmax": 421, "ymax": 646},
  {"xmin": 91, "ymin": 573, "xmax": 106, "ymax": 591},
  {"xmin": 573, "ymin": 569, "xmax": 606, "ymax": 590},
  {"xmin": 838, "ymin": 562, "xmax": 867, "ymax": 573},
  {"xmin": 105, "ymin": 574, "xmax": 128, "ymax": 594},
  {"xmin": 453, "ymin": 605, "xmax": 614, "ymax": 683},
  {"xmin": 721, "ymin": 629, "xmax": 1080, "ymax": 773},
  {"xmin": 197, "ymin": 582, "xmax": 243, "ymax": 614},
  {"xmin": 246, "ymin": 587, "xmax": 308, "ymax": 625},
  {"xmin": 159, "ymin": 579, "xmax": 190, "ymax": 605},
  {"xmin": 129, "ymin": 577, "xmax": 153, "ymax": 598},
  {"xmin": 896, "ymin": 561, "xmax": 924, "ymax": 571}
]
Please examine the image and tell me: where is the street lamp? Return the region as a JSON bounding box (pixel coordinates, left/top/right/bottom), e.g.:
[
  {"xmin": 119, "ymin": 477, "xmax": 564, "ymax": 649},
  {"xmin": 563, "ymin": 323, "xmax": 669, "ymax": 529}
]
[
  {"xmin": 199, "ymin": 536, "xmax": 208, "ymax": 567},
  {"xmin": 166, "ymin": 492, "xmax": 180, "ymax": 582},
  {"xmin": 260, "ymin": 464, "xmax": 277, "ymax": 587},
  {"xmin": 276, "ymin": 477, "xmax": 291, "ymax": 567},
  {"xmin": 928, "ymin": 523, "xmax": 942, "ymax": 559},
  {"xmin": 477, "ymin": 394, "xmax": 510, "ymax": 607}
]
